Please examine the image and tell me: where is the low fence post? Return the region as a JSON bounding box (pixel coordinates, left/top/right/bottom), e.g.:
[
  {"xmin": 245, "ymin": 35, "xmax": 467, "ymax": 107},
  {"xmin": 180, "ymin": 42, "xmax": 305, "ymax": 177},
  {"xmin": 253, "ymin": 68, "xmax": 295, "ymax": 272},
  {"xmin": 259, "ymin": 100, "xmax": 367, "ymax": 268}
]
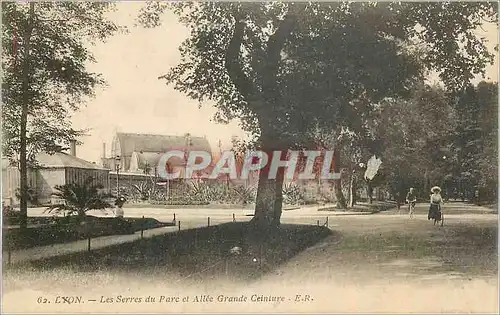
[
  {"xmin": 173, "ymin": 213, "xmax": 176, "ymax": 223},
  {"xmin": 178, "ymin": 220, "xmax": 181, "ymax": 232},
  {"xmin": 208, "ymin": 217, "xmax": 210, "ymax": 227},
  {"xmin": 87, "ymin": 235, "xmax": 91, "ymax": 252},
  {"xmin": 232, "ymin": 213, "xmax": 235, "ymax": 222},
  {"xmin": 326, "ymin": 216, "xmax": 329, "ymax": 228},
  {"xmin": 317, "ymin": 220, "xmax": 320, "ymax": 226}
]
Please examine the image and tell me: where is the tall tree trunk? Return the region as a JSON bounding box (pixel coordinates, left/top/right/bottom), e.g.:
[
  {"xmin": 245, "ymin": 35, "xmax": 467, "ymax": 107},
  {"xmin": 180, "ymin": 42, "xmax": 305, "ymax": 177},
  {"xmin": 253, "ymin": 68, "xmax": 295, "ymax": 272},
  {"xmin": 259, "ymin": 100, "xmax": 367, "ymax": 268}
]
[
  {"xmin": 253, "ymin": 163, "xmax": 276, "ymax": 227},
  {"xmin": 333, "ymin": 148, "xmax": 347, "ymax": 209},
  {"xmin": 19, "ymin": 2, "xmax": 35, "ymax": 232},
  {"xmin": 224, "ymin": 10, "xmax": 299, "ymax": 230},
  {"xmin": 349, "ymin": 173, "xmax": 357, "ymax": 207},
  {"xmin": 252, "ymin": 149, "xmax": 286, "ymax": 228},
  {"xmin": 367, "ymin": 180, "xmax": 373, "ymax": 204},
  {"xmin": 273, "ymin": 161, "xmax": 285, "ymax": 224}
]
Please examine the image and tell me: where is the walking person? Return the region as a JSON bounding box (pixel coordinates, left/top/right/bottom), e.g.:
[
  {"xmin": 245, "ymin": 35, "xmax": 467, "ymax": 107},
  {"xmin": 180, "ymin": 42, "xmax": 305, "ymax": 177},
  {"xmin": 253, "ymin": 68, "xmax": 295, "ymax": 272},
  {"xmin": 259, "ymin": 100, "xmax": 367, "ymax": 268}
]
[
  {"xmin": 428, "ymin": 186, "xmax": 444, "ymax": 226},
  {"xmin": 395, "ymin": 191, "xmax": 401, "ymax": 213}
]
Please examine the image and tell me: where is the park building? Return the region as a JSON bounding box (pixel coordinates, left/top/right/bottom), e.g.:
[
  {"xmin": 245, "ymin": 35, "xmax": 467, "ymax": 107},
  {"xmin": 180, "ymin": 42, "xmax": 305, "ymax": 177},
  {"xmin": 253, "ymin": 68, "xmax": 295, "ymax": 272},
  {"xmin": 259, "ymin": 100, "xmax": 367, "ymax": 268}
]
[
  {"xmin": 100, "ymin": 132, "xmax": 216, "ymax": 194},
  {"xmin": 2, "ymin": 140, "xmax": 109, "ymax": 206},
  {"xmin": 1, "ymin": 132, "xmax": 224, "ymax": 207},
  {"xmin": 101, "ymin": 132, "xmax": 212, "ymax": 174}
]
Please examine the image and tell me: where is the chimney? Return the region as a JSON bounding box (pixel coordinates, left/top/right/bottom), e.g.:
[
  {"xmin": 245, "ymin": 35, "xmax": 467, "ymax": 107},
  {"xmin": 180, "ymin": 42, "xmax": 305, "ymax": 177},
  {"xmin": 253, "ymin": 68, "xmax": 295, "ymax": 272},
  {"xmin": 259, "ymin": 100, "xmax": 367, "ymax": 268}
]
[
  {"xmin": 102, "ymin": 142, "xmax": 106, "ymax": 159},
  {"xmin": 70, "ymin": 140, "xmax": 77, "ymax": 157}
]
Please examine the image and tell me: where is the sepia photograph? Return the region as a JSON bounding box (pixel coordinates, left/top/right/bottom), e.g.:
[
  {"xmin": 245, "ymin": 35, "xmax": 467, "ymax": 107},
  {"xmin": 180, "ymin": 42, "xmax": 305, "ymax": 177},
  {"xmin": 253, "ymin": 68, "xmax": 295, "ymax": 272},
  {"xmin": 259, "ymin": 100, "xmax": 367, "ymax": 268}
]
[{"xmin": 1, "ymin": 1, "xmax": 498, "ymax": 313}]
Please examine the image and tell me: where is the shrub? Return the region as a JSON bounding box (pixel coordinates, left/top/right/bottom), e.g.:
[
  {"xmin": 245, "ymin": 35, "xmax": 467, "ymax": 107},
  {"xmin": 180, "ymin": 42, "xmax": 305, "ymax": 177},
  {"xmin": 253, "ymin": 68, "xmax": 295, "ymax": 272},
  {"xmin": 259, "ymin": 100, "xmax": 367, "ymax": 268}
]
[
  {"xmin": 45, "ymin": 176, "xmax": 112, "ymax": 219},
  {"xmin": 233, "ymin": 185, "xmax": 256, "ymax": 204},
  {"xmin": 282, "ymin": 183, "xmax": 305, "ymax": 205},
  {"xmin": 15, "ymin": 186, "xmax": 39, "ymax": 205}
]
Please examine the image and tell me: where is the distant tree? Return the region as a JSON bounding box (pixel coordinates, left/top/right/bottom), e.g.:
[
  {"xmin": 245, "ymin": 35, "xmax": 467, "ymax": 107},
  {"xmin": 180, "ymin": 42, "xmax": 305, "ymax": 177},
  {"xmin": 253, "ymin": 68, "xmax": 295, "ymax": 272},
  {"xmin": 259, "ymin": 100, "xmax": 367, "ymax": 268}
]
[
  {"xmin": 451, "ymin": 81, "xmax": 498, "ymax": 201},
  {"xmin": 374, "ymin": 84, "xmax": 459, "ymax": 199},
  {"xmin": 2, "ymin": 2, "xmax": 123, "ymax": 231},
  {"xmin": 476, "ymin": 82, "xmax": 498, "ymax": 202},
  {"xmin": 139, "ymin": 2, "xmax": 497, "ymax": 228}
]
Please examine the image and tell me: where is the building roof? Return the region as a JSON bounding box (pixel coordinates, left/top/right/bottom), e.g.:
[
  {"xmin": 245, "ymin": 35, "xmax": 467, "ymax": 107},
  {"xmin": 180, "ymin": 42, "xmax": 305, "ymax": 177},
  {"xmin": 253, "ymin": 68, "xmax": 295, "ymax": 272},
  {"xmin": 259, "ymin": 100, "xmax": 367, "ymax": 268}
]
[
  {"xmin": 128, "ymin": 151, "xmax": 178, "ymax": 173},
  {"xmin": 114, "ymin": 132, "xmax": 212, "ymax": 157},
  {"xmin": 132, "ymin": 151, "xmax": 165, "ymax": 169},
  {"xmin": 35, "ymin": 152, "xmax": 108, "ymax": 170}
]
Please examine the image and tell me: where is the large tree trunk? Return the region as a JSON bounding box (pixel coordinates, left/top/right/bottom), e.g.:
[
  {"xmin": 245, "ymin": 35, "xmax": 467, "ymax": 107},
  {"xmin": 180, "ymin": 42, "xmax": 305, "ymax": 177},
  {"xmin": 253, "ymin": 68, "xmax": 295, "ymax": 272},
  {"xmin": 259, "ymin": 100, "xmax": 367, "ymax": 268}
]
[
  {"xmin": 335, "ymin": 181, "xmax": 347, "ymax": 209},
  {"xmin": 333, "ymin": 149, "xmax": 347, "ymax": 209},
  {"xmin": 253, "ymin": 168, "xmax": 276, "ymax": 226},
  {"xmin": 252, "ymin": 149, "xmax": 286, "ymax": 229},
  {"xmin": 349, "ymin": 173, "xmax": 357, "ymax": 207},
  {"xmin": 19, "ymin": 2, "xmax": 35, "ymax": 232},
  {"xmin": 224, "ymin": 10, "xmax": 300, "ymax": 230},
  {"xmin": 273, "ymin": 165, "xmax": 285, "ymax": 224},
  {"xmin": 367, "ymin": 180, "xmax": 373, "ymax": 204}
]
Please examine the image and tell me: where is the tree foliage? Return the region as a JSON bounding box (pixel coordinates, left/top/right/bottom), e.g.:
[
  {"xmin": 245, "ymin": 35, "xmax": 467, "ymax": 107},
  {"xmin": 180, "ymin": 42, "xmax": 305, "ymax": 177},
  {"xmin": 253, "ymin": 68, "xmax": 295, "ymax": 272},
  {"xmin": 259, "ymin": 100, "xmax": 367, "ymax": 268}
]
[
  {"xmin": 373, "ymin": 84, "xmax": 458, "ymax": 198},
  {"xmin": 2, "ymin": 2, "xmax": 123, "ymax": 230},
  {"xmin": 451, "ymin": 81, "xmax": 498, "ymax": 201},
  {"xmin": 139, "ymin": 2, "xmax": 497, "ymax": 222},
  {"xmin": 2, "ymin": 2, "xmax": 124, "ymax": 163}
]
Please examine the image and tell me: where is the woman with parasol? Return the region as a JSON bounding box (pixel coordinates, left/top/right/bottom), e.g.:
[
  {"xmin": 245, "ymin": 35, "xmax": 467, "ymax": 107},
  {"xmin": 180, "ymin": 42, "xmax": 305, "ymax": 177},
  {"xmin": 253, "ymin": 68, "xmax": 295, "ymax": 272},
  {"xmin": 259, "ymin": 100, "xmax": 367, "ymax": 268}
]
[{"xmin": 428, "ymin": 186, "xmax": 444, "ymax": 226}]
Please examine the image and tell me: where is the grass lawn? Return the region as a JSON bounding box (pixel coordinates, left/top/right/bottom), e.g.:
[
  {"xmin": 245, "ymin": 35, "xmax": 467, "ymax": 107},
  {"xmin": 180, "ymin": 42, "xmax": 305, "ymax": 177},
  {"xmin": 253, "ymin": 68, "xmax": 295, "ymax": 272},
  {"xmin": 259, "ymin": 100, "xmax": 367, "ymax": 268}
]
[
  {"xmin": 2, "ymin": 215, "xmax": 175, "ymax": 250},
  {"xmin": 5, "ymin": 222, "xmax": 333, "ymax": 282}
]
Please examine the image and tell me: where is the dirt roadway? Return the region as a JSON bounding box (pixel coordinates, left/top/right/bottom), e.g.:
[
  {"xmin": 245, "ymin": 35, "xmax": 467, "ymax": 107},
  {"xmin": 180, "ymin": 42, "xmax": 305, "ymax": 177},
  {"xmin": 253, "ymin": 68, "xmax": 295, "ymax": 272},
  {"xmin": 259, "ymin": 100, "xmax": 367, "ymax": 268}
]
[{"xmin": 2, "ymin": 204, "xmax": 498, "ymax": 313}]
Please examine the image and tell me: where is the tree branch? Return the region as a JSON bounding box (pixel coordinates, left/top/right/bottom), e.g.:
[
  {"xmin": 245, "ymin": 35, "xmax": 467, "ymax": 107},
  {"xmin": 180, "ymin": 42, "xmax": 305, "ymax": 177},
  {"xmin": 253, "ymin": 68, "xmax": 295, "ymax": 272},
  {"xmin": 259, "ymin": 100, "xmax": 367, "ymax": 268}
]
[
  {"xmin": 225, "ymin": 17, "xmax": 255, "ymax": 101},
  {"xmin": 265, "ymin": 14, "xmax": 297, "ymax": 73},
  {"xmin": 262, "ymin": 5, "xmax": 303, "ymax": 103}
]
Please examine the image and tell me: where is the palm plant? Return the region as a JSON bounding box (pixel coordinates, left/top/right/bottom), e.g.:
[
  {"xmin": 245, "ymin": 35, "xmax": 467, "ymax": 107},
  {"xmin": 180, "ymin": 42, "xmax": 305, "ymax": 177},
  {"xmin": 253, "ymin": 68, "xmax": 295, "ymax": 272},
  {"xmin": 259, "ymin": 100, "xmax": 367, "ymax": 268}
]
[
  {"xmin": 131, "ymin": 182, "xmax": 153, "ymax": 201},
  {"xmin": 187, "ymin": 181, "xmax": 213, "ymax": 202},
  {"xmin": 233, "ymin": 185, "xmax": 256, "ymax": 205},
  {"xmin": 282, "ymin": 183, "xmax": 304, "ymax": 205},
  {"xmin": 46, "ymin": 176, "xmax": 112, "ymax": 219}
]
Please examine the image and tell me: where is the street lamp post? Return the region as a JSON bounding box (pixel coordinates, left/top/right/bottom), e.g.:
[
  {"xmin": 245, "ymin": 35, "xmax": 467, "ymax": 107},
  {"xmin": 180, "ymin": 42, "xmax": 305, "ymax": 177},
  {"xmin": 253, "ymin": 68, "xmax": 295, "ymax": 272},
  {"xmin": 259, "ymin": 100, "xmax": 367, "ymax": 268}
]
[{"xmin": 115, "ymin": 155, "xmax": 121, "ymax": 196}]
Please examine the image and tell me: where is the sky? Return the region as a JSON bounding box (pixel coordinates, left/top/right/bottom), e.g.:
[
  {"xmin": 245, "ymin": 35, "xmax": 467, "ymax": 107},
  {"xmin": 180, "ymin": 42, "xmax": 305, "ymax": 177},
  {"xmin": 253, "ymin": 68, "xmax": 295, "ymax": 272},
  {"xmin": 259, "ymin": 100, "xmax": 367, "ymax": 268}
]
[
  {"xmin": 72, "ymin": 2, "xmax": 245, "ymax": 162},
  {"xmin": 71, "ymin": 2, "xmax": 499, "ymax": 163}
]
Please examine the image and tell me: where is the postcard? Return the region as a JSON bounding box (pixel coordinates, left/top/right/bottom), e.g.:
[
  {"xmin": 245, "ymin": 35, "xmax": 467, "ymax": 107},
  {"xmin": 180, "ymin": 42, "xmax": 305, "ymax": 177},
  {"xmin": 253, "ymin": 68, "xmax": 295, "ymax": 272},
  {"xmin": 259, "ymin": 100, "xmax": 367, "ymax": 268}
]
[{"xmin": 2, "ymin": 1, "xmax": 498, "ymax": 313}]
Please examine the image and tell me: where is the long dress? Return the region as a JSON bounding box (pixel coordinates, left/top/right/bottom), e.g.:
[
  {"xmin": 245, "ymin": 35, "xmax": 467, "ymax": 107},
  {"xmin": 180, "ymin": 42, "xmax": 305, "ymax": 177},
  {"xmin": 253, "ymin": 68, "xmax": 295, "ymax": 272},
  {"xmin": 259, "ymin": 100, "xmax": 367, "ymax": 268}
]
[{"xmin": 428, "ymin": 194, "xmax": 442, "ymax": 221}]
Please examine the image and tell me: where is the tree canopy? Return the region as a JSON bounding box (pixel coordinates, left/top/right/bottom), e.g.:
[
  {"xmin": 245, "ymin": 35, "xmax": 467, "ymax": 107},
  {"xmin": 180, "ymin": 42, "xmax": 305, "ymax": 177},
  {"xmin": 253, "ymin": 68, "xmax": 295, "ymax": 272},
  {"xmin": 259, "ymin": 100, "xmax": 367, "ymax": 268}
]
[
  {"xmin": 140, "ymin": 2, "xmax": 496, "ymax": 140},
  {"xmin": 138, "ymin": 1, "xmax": 497, "ymax": 223},
  {"xmin": 2, "ymin": 2, "xmax": 123, "ymax": 230},
  {"xmin": 2, "ymin": 2, "xmax": 124, "ymax": 164}
]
